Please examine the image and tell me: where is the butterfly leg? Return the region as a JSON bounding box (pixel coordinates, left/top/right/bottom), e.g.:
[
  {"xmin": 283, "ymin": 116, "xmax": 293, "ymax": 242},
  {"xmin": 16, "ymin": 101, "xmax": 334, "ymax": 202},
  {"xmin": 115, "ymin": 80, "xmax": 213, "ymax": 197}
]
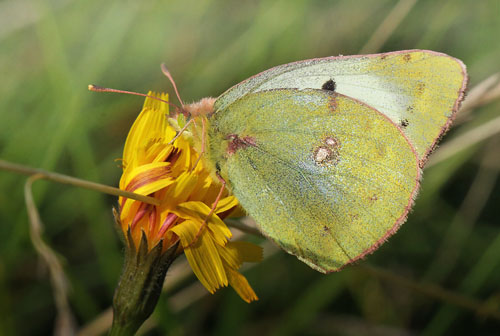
[
  {"xmin": 191, "ymin": 116, "xmax": 206, "ymax": 171},
  {"xmin": 168, "ymin": 118, "xmax": 196, "ymax": 145}
]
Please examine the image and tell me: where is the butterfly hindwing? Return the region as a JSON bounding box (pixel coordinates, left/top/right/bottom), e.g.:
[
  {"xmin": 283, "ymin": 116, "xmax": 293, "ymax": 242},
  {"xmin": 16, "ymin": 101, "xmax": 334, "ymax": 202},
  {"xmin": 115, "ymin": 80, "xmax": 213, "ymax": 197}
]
[{"xmin": 207, "ymin": 89, "xmax": 420, "ymax": 272}]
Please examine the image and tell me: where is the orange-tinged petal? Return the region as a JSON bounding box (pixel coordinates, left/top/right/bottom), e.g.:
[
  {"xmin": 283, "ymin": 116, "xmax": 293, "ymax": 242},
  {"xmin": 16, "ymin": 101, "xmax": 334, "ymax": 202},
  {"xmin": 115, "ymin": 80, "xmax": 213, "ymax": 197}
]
[
  {"xmin": 120, "ymin": 199, "xmax": 142, "ymax": 222},
  {"xmin": 119, "ymin": 199, "xmax": 142, "ymax": 227},
  {"xmin": 123, "ymin": 162, "xmax": 173, "ymax": 193}
]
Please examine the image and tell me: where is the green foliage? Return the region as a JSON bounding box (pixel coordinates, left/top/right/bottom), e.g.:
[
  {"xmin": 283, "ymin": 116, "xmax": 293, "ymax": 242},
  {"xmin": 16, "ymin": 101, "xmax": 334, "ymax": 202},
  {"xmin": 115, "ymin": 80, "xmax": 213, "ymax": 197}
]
[{"xmin": 1, "ymin": 0, "xmax": 499, "ymax": 334}]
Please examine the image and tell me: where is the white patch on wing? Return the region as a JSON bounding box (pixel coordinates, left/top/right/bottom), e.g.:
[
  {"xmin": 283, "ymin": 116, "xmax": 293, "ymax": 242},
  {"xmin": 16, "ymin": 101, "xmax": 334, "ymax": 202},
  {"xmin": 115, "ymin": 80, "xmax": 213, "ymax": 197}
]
[{"xmin": 254, "ymin": 61, "xmax": 412, "ymax": 126}]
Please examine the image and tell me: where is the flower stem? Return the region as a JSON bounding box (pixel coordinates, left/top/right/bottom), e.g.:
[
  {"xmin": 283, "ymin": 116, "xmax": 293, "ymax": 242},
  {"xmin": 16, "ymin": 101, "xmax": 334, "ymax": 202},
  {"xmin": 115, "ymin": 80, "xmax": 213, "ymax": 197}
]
[{"xmin": 0, "ymin": 159, "xmax": 159, "ymax": 206}]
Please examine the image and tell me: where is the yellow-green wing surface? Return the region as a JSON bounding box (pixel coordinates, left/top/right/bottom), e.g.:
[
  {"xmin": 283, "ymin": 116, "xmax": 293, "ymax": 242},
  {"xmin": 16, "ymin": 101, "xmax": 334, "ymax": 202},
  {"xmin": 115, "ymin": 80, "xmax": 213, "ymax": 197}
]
[
  {"xmin": 207, "ymin": 89, "xmax": 420, "ymax": 272},
  {"xmin": 214, "ymin": 50, "xmax": 467, "ymax": 165}
]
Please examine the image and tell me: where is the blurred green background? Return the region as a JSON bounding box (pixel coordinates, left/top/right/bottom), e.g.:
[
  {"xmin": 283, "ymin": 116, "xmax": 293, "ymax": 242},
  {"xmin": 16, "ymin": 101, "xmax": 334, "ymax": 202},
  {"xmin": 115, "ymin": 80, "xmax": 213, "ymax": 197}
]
[{"xmin": 1, "ymin": 0, "xmax": 500, "ymax": 335}]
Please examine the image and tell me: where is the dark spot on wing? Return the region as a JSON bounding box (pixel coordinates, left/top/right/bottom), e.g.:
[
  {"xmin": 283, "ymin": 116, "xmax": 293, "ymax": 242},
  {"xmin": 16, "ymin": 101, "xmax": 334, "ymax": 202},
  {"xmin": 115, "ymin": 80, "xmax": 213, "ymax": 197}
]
[
  {"xmin": 400, "ymin": 119, "xmax": 409, "ymax": 128},
  {"xmin": 321, "ymin": 225, "xmax": 331, "ymax": 237},
  {"xmin": 321, "ymin": 79, "xmax": 336, "ymax": 92},
  {"xmin": 403, "ymin": 54, "xmax": 412, "ymax": 62},
  {"xmin": 226, "ymin": 134, "xmax": 257, "ymax": 156}
]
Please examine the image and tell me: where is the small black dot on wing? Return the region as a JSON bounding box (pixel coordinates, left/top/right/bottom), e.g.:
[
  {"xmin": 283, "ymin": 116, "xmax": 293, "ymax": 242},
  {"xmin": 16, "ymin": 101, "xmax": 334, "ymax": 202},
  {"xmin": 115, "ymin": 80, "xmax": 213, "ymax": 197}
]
[{"xmin": 321, "ymin": 79, "xmax": 336, "ymax": 92}]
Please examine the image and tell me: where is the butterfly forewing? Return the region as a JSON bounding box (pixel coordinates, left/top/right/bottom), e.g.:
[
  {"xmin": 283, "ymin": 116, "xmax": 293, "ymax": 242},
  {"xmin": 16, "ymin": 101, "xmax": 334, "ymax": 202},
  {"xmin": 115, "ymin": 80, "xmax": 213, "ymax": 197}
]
[{"xmin": 214, "ymin": 50, "xmax": 467, "ymax": 164}]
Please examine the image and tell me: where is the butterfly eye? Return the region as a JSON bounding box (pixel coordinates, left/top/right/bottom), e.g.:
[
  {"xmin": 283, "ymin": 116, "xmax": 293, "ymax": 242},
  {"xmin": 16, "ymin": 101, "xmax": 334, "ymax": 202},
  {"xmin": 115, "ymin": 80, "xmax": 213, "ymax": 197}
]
[{"xmin": 321, "ymin": 79, "xmax": 336, "ymax": 91}]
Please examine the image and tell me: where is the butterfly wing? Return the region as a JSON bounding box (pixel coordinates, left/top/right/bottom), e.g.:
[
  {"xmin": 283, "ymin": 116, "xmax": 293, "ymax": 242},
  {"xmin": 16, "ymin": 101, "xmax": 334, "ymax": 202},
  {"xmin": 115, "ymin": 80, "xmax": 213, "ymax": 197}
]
[
  {"xmin": 214, "ymin": 50, "xmax": 467, "ymax": 164},
  {"xmin": 207, "ymin": 89, "xmax": 420, "ymax": 272}
]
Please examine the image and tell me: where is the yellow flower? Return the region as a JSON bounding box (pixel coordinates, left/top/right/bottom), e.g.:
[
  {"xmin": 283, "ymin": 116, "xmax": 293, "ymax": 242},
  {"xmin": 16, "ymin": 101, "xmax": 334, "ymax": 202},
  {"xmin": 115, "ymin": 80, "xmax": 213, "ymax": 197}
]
[{"xmin": 118, "ymin": 92, "xmax": 261, "ymax": 302}]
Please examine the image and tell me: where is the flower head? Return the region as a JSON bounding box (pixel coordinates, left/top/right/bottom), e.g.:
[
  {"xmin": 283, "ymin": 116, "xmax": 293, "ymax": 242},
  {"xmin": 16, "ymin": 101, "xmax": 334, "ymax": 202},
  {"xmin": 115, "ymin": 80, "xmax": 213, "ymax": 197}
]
[{"xmin": 118, "ymin": 92, "xmax": 261, "ymax": 302}]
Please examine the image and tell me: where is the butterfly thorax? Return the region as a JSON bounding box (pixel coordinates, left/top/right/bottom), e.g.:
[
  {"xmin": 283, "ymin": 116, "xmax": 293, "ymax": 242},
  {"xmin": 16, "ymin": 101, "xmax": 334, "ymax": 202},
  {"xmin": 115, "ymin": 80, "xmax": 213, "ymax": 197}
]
[{"xmin": 182, "ymin": 97, "xmax": 229, "ymax": 185}]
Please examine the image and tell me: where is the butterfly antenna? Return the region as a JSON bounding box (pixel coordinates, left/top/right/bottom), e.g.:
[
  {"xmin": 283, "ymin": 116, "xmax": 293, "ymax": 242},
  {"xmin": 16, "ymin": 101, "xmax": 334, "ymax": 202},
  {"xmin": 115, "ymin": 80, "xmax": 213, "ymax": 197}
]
[
  {"xmin": 161, "ymin": 63, "xmax": 185, "ymax": 109},
  {"xmin": 88, "ymin": 85, "xmax": 182, "ymax": 115}
]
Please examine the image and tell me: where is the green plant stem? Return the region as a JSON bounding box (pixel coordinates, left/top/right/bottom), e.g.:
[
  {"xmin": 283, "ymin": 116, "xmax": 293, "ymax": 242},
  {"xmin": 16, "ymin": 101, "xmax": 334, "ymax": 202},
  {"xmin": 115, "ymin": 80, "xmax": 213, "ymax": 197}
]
[{"xmin": 0, "ymin": 159, "xmax": 159, "ymax": 206}]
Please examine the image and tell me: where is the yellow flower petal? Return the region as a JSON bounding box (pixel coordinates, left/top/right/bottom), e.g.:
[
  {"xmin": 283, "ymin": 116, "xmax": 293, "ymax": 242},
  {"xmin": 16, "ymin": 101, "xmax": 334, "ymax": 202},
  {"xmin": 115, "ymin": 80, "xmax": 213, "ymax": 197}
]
[
  {"xmin": 149, "ymin": 144, "xmax": 175, "ymax": 164},
  {"xmin": 170, "ymin": 139, "xmax": 193, "ymax": 175},
  {"xmin": 186, "ymin": 171, "xmax": 212, "ymax": 202},
  {"xmin": 165, "ymin": 121, "xmax": 177, "ymax": 140},
  {"xmin": 168, "ymin": 172, "xmax": 199, "ymax": 203},
  {"xmin": 225, "ymin": 266, "xmax": 258, "ymax": 303},
  {"xmin": 214, "ymin": 195, "xmax": 239, "ymax": 213},
  {"xmin": 171, "ymin": 220, "xmax": 228, "ymax": 292},
  {"xmin": 123, "ymin": 92, "xmax": 168, "ymax": 165},
  {"xmin": 218, "ymin": 241, "xmax": 263, "ymax": 269},
  {"xmin": 174, "ymin": 201, "xmax": 232, "ymax": 244}
]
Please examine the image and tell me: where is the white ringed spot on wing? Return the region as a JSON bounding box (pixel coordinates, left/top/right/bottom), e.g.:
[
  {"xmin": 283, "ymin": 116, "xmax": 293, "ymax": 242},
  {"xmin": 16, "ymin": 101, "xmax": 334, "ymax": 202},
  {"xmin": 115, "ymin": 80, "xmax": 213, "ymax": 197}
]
[{"xmin": 312, "ymin": 136, "xmax": 341, "ymax": 166}]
